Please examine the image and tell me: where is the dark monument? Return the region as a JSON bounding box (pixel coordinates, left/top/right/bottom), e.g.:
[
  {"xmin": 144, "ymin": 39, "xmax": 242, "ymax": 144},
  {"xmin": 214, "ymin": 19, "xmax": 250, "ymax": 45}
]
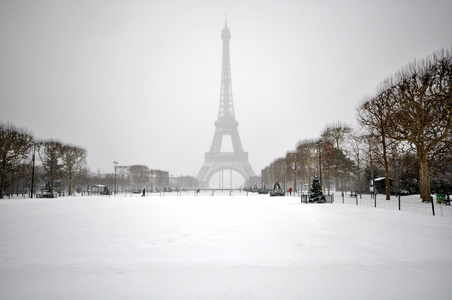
[
  {"xmin": 41, "ymin": 181, "xmax": 54, "ymax": 198},
  {"xmin": 270, "ymin": 181, "xmax": 285, "ymax": 197},
  {"xmin": 100, "ymin": 185, "xmax": 110, "ymax": 195},
  {"xmin": 258, "ymin": 183, "xmax": 268, "ymax": 194}
]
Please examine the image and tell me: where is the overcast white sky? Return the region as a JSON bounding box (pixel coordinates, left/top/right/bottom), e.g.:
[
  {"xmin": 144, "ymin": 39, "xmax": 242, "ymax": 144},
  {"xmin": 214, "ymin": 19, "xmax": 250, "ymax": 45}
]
[{"xmin": 1, "ymin": 0, "xmax": 451, "ymax": 182}]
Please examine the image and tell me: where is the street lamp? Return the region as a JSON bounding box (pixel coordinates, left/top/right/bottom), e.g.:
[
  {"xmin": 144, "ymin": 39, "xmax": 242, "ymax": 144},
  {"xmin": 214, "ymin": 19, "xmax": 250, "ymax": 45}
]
[
  {"xmin": 316, "ymin": 139, "xmax": 323, "ymax": 190},
  {"xmin": 30, "ymin": 142, "xmax": 41, "ymax": 198},
  {"xmin": 283, "ymin": 159, "xmax": 286, "ymax": 194},
  {"xmin": 113, "ymin": 161, "xmax": 118, "ymax": 196}
]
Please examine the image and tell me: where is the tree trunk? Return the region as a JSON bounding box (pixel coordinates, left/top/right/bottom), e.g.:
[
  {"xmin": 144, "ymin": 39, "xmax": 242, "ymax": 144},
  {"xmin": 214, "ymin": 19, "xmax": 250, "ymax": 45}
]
[
  {"xmin": 50, "ymin": 164, "xmax": 54, "ymax": 193},
  {"xmin": 419, "ymin": 155, "xmax": 431, "ymax": 202},
  {"xmin": 0, "ymin": 173, "xmax": 4, "ymax": 199},
  {"xmin": 382, "ymin": 136, "xmax": 391, "ymax": 200},
  {"xmin": 326, "ymin": 175, "xmax": 331, "ymax": 195},
  {"xmin": 341, "ymin": 172, "xmax": 345, "ymax": 197},
  {"xmin": 357, "ymin": 160, "xmax": 362, "ymax": 198},
  {"xmin": 0, "ymin": 156, "xmax": 6, "ymax": 199},
  {"xmin": 68, "ymin": 173, "xmax": 73, "ymax": 196},
  {"xmin": 384, "ymin": 168, "xmax": 391, "ymax": 200},
  {"xmin": 68, "ymin": 180, "xmax": 72, "ymax": 196},
  {"xmin": 10, "ymin": 174, "xmax": 14, "ymax": 198}
]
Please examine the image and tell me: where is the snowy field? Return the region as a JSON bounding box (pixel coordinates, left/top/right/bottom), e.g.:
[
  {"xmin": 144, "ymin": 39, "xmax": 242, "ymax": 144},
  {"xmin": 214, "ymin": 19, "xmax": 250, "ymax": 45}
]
[{"xmin": 1, "ymin": 194, "xmax": 452, "ymax": 300}]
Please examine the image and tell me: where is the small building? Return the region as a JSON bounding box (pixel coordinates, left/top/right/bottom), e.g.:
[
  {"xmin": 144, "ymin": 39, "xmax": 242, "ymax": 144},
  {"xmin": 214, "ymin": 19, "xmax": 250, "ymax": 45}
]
[{"xmin": 372, "ymin": 177, "xmax": 394, "ymax": 194}]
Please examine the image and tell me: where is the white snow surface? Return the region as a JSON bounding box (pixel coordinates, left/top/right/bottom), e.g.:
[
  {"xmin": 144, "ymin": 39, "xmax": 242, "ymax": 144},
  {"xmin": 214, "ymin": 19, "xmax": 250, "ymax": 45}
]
[{"xmin": 1, "ymin": 194, "xmax": 452, "ymax": 299}]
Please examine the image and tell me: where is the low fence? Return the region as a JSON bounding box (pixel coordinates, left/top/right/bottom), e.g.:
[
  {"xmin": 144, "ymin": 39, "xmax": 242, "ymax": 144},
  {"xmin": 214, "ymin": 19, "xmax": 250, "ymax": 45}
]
[
  {"xmin": 300, "ymin": 193, "xmax": 334, "ymax": 204},
  {"xmin": 106, "ymin": 189, "xmax": 262, "ymax": 198},
  {"xmin": 6, "ymin": 190, "xmax": 451, "ymax": 218},
  {"xmin": 339, "ymin": 192, "xmax": 452, "ymax": 218}
]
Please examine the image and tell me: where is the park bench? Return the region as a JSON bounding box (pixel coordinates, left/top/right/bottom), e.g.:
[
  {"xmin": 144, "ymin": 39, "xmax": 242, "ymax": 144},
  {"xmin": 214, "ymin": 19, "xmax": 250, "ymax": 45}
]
[{"xmin": 350, "ymin": 192, "xmax": 357, "ymax": 197}]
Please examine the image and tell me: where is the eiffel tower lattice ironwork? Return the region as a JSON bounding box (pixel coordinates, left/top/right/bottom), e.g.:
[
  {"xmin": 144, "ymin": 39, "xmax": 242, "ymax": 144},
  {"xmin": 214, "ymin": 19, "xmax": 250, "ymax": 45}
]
[{"xmin": 197, "ymin": 21, "xmax": 256, "ymax": 186}]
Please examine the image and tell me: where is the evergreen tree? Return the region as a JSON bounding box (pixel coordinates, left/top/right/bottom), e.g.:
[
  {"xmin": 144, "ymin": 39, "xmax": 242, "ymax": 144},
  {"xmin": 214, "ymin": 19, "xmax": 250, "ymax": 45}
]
[{"xmin": 310, "ymin": 175, "xmax": 325, "ymax": 203}]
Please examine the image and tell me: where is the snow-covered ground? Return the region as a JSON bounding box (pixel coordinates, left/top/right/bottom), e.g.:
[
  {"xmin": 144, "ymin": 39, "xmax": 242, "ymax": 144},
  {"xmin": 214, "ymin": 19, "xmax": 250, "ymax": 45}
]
[{"xmin": 1, "ymin": 194, "xmax": 451, "ymax": 299}]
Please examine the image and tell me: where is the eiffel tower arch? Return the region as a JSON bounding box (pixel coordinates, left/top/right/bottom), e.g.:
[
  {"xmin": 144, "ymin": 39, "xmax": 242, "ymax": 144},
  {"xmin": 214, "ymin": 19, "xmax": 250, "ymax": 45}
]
[{"xmin": 197, "ymin": 21, "xmax": 256, "ymax": 187}]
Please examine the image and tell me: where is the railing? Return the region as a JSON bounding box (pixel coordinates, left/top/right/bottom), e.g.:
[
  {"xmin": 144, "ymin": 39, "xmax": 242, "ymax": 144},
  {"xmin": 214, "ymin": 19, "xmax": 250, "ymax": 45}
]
[
  {"xmin": 300, "ymin": 193, "xmax": 334, "ymax": 204},
  {"xmin": 339, "ymin": 192, "xmax": 452, "ymax": 218}
]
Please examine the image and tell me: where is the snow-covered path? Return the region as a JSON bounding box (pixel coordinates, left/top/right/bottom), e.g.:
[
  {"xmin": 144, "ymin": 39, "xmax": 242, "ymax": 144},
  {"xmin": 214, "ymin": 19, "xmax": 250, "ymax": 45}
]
[{"xmin": 1, "ymin": 195, "xmax": 451, "ymax": 299}]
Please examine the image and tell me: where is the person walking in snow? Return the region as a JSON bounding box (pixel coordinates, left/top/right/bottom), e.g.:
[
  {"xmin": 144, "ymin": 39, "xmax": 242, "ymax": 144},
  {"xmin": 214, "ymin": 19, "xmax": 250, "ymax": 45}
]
[
  {"xmin": 289, "ymin": 187, "xmax": 292, "ymax": 196},
  {"xmin": 142, "ymin": 188, "xmax": 145, "ymax": 197}
]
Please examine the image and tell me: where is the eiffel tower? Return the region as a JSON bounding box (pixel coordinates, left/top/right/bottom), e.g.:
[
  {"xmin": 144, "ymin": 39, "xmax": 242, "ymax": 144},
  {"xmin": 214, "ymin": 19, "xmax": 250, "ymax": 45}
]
[{"xmin": 197, "ymin": 21, "xmax": 256, "ymax": 187}]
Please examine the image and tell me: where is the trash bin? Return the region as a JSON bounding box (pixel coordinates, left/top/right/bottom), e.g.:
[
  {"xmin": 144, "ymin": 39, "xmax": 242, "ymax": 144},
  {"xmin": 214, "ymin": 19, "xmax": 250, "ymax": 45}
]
[{"xmin": 436, "ymin": 194, "xmax": 445, "ymax": 203}]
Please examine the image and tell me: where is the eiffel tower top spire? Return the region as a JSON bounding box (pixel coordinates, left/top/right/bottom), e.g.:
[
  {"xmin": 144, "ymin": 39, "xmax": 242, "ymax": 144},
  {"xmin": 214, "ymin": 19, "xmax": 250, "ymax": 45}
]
[
  {"xmin": 224, "ymin": 12, "xmax": 228, "ymax": 29},
  {"xmin": 218, "ymin": 19, "xmax": 234, "ymax": 121}
]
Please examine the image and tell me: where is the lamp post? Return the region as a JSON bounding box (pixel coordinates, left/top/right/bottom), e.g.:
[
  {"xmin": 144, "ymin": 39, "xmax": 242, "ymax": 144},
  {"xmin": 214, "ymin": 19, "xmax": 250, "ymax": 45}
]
[
  {"xmin": 30, "ymin": 142, "xmax": 41, "ymax": 198},
  {"xmin": 316, "ymin": 139, "xmax": 323, "ymax": 190},
  {"xmin": 283, "ymin": 159, "xmax": 286, "ymax": 194},
  {"xmin": 113, "ymin": 161, "xmax": 118, "ymax": 196}
]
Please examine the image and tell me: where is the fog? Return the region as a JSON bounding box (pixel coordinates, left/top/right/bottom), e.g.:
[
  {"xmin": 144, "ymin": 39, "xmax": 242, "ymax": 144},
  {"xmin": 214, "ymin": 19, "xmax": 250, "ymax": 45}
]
[{"xmin": 1, "ymin": 0, "xmax": 451, "ymax": 179}]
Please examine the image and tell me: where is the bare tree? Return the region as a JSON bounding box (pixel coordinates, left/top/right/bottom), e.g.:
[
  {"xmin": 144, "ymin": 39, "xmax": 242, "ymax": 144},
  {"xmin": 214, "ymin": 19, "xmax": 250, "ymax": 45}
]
[
  {"xmin": 128, "ymin": 165, "xmax": 150, "ymax": 190},
  {"xmin": 116, "ymin": 166, "xmax": 128, "ymax": 193},
  {"xmin": 322, "ymin": 122, "xmax": 352, "ymax": 197},
  {"xmin": 38, "ymin": 139, "xmax": 63, "ymax": 193},
  {"xmin": 348, "ymin": 128, "xmax": 366, "ymax": 197},
  {"xmin": 270, "ymin": 158, "xmax": 286, "ymax": 190},
  {"xmin": 295, "ymin": 139, "xmax": 317, "ymax": 193},
  {"xmin": 360, "ymin": 131, "xmax": 380, "ymax": 193},
  {"xmin": 285, "ymin": 151, "xmax": 297, "ymax": 192},
  {"xmin": 429, "ymin": 129, "xmax": 452, "ymax": 180},
  {"xmin": 357, "ymin": 84, "xmax": 395, "ymax": 200},
  {"xmin": 11, "ymin": 162, "xmax": 32, "ymax": 197},
  {"xmin": 59, "ymin": 144, "xmax": 87, "ymax": 195},
  {"xmin": 261, "ymin": 166, "xmax": 271, "ymax": 189},
  {"xmin": 387, "ymin": 140, "xmax": 410, "ymax": 196},
  {"xmin": 389, "ymin": 49, "xmax": 452, "ymax": 202},
  {"xmin": 319, "ymin": 138, "xmax": 336, "ymax": 195},
  {"xmin": 73, "ymin": 165, "xmax": 90, "ymax": 193},
  {"xmin": 0, "ymin": 123, "xmax": 33, "ymax": 198}
]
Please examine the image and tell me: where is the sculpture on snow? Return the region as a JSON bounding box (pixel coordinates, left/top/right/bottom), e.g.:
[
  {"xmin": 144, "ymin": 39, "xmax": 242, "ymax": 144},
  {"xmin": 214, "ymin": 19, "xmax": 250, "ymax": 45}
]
[{"xmin": 270, "ymin": 181, "xmax": 285, "ymax": 197}]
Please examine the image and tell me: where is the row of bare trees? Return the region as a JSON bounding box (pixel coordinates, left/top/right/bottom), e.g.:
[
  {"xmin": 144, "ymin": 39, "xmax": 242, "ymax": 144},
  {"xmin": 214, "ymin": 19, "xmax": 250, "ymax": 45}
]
[
  {"xmin": 0, "ymin": 123, "xmax": 88, "ymax": 198},
  {"xmin": 261, "ymin": 48, "xmax": 452, "ymax": 201},
  {"xmin": 0, "ymin": 123, "xmax": 197, "ymax": 198},
  {"xmin": 357, "ymin": 48, "xmax": 451, "ymax": 202},
  {"xmin": 0, "ymin": 122, "xmax": 194, "ymax": 198},
  {"xmin": 261, "ymin": 122, "xmax": 355, "ymax": 196}
]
